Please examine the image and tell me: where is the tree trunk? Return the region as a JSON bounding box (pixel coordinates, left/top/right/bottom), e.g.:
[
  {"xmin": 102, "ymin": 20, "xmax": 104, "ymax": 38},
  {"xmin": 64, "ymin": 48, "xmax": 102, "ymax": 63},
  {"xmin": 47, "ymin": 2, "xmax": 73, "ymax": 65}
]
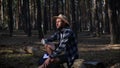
[
  {"xmin": 0, "ymin": 0, "xmax": 3, "ymax": 27},
  {"xmin": 22, "ymin": 0, "xmax": 31, "ymax": 37},
  {"xmin": 78, "ymin": 0, "xmax": 82, "ymax": 32},
  {"xmin": 103, "ymin": 0, "xmax": 110, "ymax": 34},
  {"xmin": 26, "ymin": 0, "xmax": 31, "ymax": 37},
  {"xmin": 70, "ymin": 0, "xmax": 77, "ymax": 37},
  {"xmin": 65, "ymin": 0, "xmax": 70, "ymax": 21},
  {"xmin": 43, "ymin": 0, "xmax": 48, "ymax": 34},
  {"xmin": 95, "ymin": 0, "xmax": 101, "ymax": 37},
  {"xmin": 33, "ymin": 0, "xmax": 37, "ymax": 30},
  {"xmin": 15, "ymin": 0, "xmax": 19, "ymax": 30},
  {"xmin": 47, "ymin": 0, "xmax": 51, "ymax": 30},
  {"xmin": 7, "ymin": 0, "xmax": 13, "ymax": 36},
  {"xmin": 52, "ymin": 0, "xmax": 59, "ymax": 30},
  {"xmin": 18, "ymin": 0, "xmax": 22, "ymax": 30},
  {"xmin": 91, "ymin": 0, "xmax": 96, "ymax": 33},
  {"xmin": 109, "ymin": 0, "xmax": 120, "ymax": 44},
  {"xmin": 36, "ymin": 0, "xmax": 44, "ymax": 39}
]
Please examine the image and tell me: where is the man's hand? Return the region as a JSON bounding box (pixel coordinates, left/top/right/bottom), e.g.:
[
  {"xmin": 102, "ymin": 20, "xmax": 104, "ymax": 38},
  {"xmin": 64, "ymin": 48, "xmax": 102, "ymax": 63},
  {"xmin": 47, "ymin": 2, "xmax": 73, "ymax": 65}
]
[
  {"xmin": 44, "ymin": 58, "xmax": 51, "ymax": 67},
  {"xmin": 41, "ymin": 39, "xmax": 46, "ymax": 45},
  {"xmin": 38, "ymin": 58, "xmax": 51, "ymax": 68}
]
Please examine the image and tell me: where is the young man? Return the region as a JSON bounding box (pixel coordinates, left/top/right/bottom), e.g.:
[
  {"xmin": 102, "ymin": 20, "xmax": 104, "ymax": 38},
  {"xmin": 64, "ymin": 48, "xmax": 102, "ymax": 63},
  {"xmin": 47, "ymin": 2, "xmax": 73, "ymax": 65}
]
[{"xmin": 38, "ymin": 14, "xmax": 79, "ymax": 68}]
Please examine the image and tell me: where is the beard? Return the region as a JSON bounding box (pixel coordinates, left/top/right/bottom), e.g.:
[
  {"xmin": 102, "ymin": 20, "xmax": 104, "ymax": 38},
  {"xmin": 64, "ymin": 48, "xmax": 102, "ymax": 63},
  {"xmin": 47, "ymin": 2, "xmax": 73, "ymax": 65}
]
[{"xmin": 56, "ymin": 25, "xmax": 63, "ymax": 31}]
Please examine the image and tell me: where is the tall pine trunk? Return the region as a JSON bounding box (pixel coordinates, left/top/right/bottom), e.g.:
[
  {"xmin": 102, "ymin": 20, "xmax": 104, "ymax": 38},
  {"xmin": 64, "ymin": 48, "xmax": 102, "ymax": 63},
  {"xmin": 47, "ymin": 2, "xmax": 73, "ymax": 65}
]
[
  {"xmin": 7, "ymin": 0, "xmax": 13, "ymax": 36},
  {"xmin": 26, "ymin": 0, "xmax": 31, "ymax": 37},
  {"xmin": 36, "ymin": 0, "xmax": 44, "ymax": 39},
  {"xmin": 70, "ymin": 0, "xmax": 77, "ymax": 37},
  {"xmin": 43, "ymin": 0, "xmax": 48, "ymax": 34},
  {"xmin": 0, "ymin": 0, "xmax": 3, "ymax": 27},
  {"xmin": 109, "ymin": 0, "xmax": 120, "ymax": 44}
]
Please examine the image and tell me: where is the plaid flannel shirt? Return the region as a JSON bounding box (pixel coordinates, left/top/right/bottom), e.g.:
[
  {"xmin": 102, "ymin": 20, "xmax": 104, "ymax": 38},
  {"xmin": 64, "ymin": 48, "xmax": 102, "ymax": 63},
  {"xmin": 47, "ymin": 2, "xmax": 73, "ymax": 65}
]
[{"xmin": 45, "ymin": 27, "xmax": 79, "ymax": 66}]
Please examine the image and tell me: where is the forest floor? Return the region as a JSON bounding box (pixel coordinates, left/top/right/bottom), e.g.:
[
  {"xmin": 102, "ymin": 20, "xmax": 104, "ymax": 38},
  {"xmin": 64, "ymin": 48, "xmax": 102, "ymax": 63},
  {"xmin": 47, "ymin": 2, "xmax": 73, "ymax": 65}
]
[{"xmin": 0, "ymin": 30, "xmax": 120, "ymax": 68}]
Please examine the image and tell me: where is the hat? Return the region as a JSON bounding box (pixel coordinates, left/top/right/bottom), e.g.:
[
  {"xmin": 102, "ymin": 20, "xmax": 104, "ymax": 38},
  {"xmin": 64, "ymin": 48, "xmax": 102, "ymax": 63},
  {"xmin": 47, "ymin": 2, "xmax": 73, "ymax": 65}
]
[{"xmin": 53, "ymin": 14, "xmax": 69, "ymax": 25}]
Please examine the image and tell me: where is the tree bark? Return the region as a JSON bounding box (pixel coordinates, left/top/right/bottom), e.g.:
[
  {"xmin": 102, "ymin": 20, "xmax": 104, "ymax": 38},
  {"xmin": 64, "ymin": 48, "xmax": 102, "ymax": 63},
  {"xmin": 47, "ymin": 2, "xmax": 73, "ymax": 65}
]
[
  {"xmin": 109, "ymin": 0, "xmax": 120, "ymax": 44},
  {"xmin": 36, "ymin": 0, "xmax": 44, "ymax": 39},
  {"xmin": 22, "ymin": 0, "xmax": 31, "ymax": 37},
  {"xmin": 26, "ymin": 0, "xmax": 31, "ymax": 37},
  {"xmin": 7, "ymin": 0, "xmax": 13, "ymax": 36},
  {"xmin": 43, "ymin": 0, "xmax": 48, "ymax": 34},
  {"xmin": 0, "ymin": 0, "xmax": 3, "ymax": 26},
  {"xmin": 52, "ymin": 0, "xmax": 59, "ymax": 30},
  {"xmin": 70, "ymin": 0, "xmax": 77, "ymax": 37},
  {"xmin": 103, "ymin": 0, "xmax": 110, "ymax": 34}
]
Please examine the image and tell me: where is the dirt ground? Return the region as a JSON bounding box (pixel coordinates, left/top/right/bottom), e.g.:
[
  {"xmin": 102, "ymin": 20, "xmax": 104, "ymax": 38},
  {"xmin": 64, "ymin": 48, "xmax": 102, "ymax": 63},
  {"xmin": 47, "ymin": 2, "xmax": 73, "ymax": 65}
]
[{"xmin": 0, "ymin": 30, "xmax": 120, "ymax": 68}]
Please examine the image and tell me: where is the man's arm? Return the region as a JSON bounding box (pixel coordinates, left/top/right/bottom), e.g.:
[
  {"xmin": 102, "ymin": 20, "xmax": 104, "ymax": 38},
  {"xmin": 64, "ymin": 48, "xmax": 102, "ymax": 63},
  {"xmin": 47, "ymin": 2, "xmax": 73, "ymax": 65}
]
[
  {"xmin": 44, "ymin": 32, "xmax": 59, "ymax": 43},
  {"xmin": 50, "ymin": 30, "xmax": 71, "ymax": 58}
]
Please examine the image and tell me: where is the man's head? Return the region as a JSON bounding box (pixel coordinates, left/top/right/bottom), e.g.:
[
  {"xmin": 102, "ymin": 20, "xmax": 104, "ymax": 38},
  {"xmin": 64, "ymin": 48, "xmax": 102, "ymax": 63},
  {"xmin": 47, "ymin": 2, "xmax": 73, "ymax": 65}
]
[{"xmin": 53, "ymin": 14, "xmax": 69, "ymax": 29}]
